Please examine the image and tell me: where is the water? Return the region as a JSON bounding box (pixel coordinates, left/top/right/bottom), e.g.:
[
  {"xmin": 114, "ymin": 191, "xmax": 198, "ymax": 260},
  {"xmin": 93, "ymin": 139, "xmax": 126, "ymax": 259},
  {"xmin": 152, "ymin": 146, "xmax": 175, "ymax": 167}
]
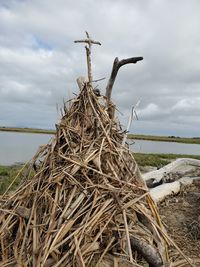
[
  {"xmin": 0, "ymin": 132, "xmax": 200, "ymax": 165},
  {"xmin": 0, "ymin": 131, "xmax": 53, "ymax": 165},
  {"xmin": 130, "ymin": 139, "xmax": 200, "ymax": 155}
]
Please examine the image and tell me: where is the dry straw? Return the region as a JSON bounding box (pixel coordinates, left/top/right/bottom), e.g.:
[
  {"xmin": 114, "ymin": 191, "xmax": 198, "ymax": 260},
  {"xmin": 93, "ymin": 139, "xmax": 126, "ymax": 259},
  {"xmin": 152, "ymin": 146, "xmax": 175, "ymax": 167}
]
[{"xmin": 0, "ymin": 33, "xmax": 195, "ymax": 267}]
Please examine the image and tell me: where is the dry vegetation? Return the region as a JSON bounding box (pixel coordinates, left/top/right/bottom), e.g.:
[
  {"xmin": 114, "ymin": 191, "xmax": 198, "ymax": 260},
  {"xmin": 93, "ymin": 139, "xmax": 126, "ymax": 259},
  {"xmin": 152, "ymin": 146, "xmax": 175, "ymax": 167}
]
[
  {"xmin": 0, "ymin": 33, "xmax": 199, "ymax": 266},
  {"xmin": 0, "ymin": 83, "xmax": 194, "ymax": 267}
]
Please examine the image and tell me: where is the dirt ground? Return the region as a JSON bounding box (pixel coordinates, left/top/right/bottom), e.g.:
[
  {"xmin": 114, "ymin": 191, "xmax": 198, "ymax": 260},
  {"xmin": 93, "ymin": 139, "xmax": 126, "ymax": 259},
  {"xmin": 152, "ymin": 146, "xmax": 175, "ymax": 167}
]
[
  {"xmin": 95, "ymin": 183, "xmax": 200, "ymax": 267},
  {"xmin": 158, "ymin": 182, "xmax": 200, "ymax": 264}
]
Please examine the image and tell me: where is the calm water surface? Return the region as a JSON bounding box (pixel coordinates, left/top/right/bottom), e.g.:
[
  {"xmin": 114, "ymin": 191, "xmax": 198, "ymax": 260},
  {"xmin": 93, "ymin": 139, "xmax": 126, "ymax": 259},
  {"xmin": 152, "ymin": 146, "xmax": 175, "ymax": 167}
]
[
  {"xmin": 0, "ymin": 131, "xmax": 53, "ymax": 165},
  {"xmin": 130, "ymin": 139, "xmax": 200, "ymax": 155},
  {"xmin": 0, "ymin": 132, "xmax": 200, "ymax": 165}
]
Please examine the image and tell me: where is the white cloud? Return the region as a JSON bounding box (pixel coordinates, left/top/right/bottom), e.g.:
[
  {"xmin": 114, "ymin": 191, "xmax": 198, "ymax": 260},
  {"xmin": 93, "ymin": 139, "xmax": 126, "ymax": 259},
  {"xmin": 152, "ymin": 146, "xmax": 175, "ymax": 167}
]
[
  {"xmin": 138, "ymin": 103, "xmax": 159, "ymax": 118},
  {"xmin": 172, "ymin": 98, "xmax": 200, "ymax": 111},
  {"xmin": 0, "ymin": 0, "xmax": 200, "ymax": 136}
]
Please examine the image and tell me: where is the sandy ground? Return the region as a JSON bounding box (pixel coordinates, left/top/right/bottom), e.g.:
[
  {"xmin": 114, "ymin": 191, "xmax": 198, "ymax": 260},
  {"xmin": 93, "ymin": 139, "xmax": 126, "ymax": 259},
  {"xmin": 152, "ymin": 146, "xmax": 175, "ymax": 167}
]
[
  {"xmin": 158, "ymin": 182, "xmax": 200, "ymax": 264},
  {"xmin": 140, "ymin": 162, "xmax": 200, "ymax": 265}
]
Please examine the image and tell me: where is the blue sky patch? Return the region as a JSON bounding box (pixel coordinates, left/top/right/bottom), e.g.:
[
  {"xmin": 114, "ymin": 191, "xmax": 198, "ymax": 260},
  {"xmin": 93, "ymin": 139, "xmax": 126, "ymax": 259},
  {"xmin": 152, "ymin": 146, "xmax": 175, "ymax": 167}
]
[{"xmin": 31, "ymin": 36, "xmax": 53, "ymax": 51}]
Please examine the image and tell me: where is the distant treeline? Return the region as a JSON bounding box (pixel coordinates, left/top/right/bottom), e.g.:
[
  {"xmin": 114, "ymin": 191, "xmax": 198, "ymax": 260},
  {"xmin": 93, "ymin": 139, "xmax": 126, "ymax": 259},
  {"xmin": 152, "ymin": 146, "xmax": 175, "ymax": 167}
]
[
  {"xmin": 0, "ymin": 127, "xmax": 200, "ymax": 144},
  {"xmin": 0, "ymin": 126, "xmax": 55, "ymax": 135},
  {"xmin": 128, "ymin": 134, "xmax": 200, "ymax": 145}
]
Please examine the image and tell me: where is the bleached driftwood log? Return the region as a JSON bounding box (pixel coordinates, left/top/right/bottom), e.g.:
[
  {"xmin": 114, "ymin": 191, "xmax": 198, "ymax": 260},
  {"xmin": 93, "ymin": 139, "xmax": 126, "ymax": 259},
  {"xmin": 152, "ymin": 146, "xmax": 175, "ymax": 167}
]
[
  {"xmin": 143, "ymin": 158, "xmax": 200, "ymax": 183},
  {"xmin": 141, "ymin": 158, "xmax": 200, "ymax": 202},
  {"xmin": 150, "ymin": 176, "xmax": 200, "ymax": 203}
]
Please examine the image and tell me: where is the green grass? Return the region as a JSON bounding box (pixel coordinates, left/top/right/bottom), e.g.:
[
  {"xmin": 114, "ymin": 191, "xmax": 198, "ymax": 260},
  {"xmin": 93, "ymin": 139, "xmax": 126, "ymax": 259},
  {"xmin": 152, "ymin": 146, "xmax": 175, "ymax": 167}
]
[
  {"xmin": 134, "ymin": 153, "xmax": 200, "ymax": 168},
  {"xmin": 0, "ymin": 126, "xmax": 55, "ymax": 135},
  {"xmin": 0, "ymin": 165, "xmax": 23, "ymax": 194},
  {"xmin": 128, "ymin": 134, "xmax": 200, "ymax": 145}
]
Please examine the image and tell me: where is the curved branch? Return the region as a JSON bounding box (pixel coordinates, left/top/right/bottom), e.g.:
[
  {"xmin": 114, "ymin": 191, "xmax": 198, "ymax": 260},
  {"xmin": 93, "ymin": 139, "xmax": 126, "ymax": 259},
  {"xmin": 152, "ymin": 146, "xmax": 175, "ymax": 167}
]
[{"xmin": 105, "ymin": 56, "xmax": 143, "ymax": 102}]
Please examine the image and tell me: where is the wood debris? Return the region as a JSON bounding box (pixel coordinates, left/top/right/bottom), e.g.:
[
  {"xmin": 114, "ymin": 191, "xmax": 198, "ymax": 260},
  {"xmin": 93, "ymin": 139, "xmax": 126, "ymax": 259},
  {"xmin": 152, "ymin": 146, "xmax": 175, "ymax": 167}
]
[{"xmin": 0, "ymin": 33, "xmax": 194, "ymax": 267}]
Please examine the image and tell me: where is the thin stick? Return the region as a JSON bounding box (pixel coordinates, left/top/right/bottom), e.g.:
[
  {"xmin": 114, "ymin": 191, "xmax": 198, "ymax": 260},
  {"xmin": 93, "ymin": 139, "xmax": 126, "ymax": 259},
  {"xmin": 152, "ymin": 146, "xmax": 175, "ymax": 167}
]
[
  {"xmin": 123, "ymin": 209, "xmax": 133, "ymax": 263},
  {"xmin": 121, "ymin": 100, "xmax": 140, "ymax": 148},
  {"xmin": 74, "ymin": 235, "xmax": 86, "ymax": 267}
]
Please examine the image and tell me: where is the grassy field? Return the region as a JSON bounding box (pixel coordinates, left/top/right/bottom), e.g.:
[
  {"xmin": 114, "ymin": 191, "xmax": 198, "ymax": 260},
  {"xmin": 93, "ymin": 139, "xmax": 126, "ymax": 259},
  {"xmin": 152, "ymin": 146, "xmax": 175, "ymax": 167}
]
[
  {"xmin": 0, "ymin": 165, "xmax": 23, "ymax": 194},
  {"xmin": 134, "ymin": 153, "xmax": 200, "ymax": 167},
  {"xmin": 128, "ymin": 134, "xmax": 200, "ymax": 145},
  {"xmin": 1, "ymin": 152, "xmax": 200, "ymax": 194},
  {"xmin": 0, "ymin": 126, "xmax": 55, "ymax": 135}
]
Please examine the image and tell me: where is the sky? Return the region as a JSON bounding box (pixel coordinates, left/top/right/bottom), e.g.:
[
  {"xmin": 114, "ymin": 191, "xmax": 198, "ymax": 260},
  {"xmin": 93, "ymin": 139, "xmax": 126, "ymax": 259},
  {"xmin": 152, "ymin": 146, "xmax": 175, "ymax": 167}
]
[{"xmin": 0, "ymin": 0, "xmax": 200, "ymax": 137}]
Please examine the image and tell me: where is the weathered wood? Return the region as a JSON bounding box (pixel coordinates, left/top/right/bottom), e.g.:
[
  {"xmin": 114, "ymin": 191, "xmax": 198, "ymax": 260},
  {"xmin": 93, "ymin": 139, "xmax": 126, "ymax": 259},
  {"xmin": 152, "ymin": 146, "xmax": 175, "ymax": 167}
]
[
  {"xmin": 74, "ymin": 32, "xmax": 101, "ymax": 84},
  {"xmin": 143, "ymin": 158, "xmax": 200, "ymax": 183},
  {"xmin": 142, "ymin": 158, "xmax": 200, "ymax": 202},
  {"xmin": 150, "ymin": 176, "xmax": 200, "ymax": 202},
  {"xmin": 105, "ymin": 56, "xmax": 143, "ymax": 102},
  {"xmin": 130, "ymin": 237, "xmax": 163, "ymax": 267}
]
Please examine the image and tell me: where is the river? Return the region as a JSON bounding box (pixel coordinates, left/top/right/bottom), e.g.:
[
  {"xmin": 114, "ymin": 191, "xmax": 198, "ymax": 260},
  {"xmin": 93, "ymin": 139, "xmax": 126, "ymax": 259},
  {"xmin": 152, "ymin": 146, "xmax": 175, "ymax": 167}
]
[
  {"xmin": 0, "ymin": 131, "xmax": 200, "ymax": 165},
  {"xmin": 129, "ymin": 139, "xmax": 200, "ymax": 155},
  {"xmin": 0, "ymin": 131, "xmax": 53, "ymax": 165}
]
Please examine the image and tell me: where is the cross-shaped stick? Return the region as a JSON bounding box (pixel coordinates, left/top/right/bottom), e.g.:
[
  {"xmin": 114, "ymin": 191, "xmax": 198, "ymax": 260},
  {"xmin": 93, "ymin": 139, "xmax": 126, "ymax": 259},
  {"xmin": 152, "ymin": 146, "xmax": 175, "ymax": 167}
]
[{"xmin": 74, "ymin": 32, "xmax": 101, "ymax": 84}]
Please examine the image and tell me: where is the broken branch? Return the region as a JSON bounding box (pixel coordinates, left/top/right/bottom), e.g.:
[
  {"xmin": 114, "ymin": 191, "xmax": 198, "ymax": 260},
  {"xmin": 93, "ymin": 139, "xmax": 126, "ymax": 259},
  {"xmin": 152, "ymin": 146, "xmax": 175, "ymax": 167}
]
[{"xmin": 105, "ymin": 56, "xmax": 143, "ymax": 102}]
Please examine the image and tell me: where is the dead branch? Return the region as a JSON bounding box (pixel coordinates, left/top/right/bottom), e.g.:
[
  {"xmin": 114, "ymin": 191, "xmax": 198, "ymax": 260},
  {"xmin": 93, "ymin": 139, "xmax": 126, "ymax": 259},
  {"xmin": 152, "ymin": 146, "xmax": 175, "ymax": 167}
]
[
  {"xmin": 150, "ymin": 177, "xmax": 200, "ymax": 203},
  {"xmin": 74, "ymin": 32, "xmax": 101, "ymax": 84},
  {"xmin": 143, "ymin": 158, "xmax": 200, "ymax": 183},
  {"xmin": 105, "ymin": 56, "xmax": 143, "ymax": 102},
  {"xmin": 130, "ymin": 237, "xmax": 163, "ymax": 267}
]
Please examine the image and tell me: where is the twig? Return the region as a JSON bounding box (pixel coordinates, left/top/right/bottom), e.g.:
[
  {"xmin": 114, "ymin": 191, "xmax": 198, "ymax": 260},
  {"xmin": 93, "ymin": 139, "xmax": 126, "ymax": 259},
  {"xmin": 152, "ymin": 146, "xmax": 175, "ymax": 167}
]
[
  {"xmin": 92, "ymin": 77, "xmax": 106, "ymax": 83},
  {"xmin": 123, "ymin": 209, "xmax": 133, "ymax": 263},
  {"xmin": 121, "ymin": 100, "xmax": 141, "ymax": 148}
]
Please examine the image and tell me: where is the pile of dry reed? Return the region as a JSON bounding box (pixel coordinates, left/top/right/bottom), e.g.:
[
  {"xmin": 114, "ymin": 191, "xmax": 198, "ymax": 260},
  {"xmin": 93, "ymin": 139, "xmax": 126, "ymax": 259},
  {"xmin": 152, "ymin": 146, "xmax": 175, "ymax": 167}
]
[{"xmin": 0, "ymin": 83, "xmax": 194, "ymax": 266}]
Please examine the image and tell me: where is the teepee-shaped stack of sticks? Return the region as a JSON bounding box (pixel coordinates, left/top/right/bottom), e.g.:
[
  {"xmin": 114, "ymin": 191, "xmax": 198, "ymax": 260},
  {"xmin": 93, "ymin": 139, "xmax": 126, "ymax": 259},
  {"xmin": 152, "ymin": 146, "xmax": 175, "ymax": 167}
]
[{"xmin": 0, "ymin": 33, "xmax": 194, "ymax": 267}]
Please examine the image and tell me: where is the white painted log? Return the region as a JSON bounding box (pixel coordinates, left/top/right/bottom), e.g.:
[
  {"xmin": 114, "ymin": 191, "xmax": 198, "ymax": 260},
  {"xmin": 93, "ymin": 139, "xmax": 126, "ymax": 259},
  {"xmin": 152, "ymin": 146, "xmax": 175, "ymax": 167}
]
[
  {"xmin": 143, "ymin": 158, "xmax": 200, "ymax": 183},
  {"xmin": 150, "ymin": 177, "xmax": 200, "ymax": 203}
]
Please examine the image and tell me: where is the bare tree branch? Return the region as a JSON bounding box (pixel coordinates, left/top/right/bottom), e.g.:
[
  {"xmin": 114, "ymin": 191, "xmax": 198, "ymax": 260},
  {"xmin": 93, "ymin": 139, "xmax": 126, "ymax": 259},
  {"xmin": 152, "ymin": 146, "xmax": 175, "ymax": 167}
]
[{"xmin": 105, "ymin": 56, "xmax": 143, "ymax": 102}]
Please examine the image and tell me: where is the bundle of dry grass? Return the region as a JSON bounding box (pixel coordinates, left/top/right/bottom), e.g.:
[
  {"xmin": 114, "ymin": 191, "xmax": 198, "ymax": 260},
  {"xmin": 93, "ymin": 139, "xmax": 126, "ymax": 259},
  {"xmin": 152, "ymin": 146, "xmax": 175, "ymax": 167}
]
[
  {"xmin": 0, "ymin": 83, "xmax": 193, "ymax": 267},
  {"xmin": 0, "ymin": 33, "xmax": 195, "ymax": 267}
]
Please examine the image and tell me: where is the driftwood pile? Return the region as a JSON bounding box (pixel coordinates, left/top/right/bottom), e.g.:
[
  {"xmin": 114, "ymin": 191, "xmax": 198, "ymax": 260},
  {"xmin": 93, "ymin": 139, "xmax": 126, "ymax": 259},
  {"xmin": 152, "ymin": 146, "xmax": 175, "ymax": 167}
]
[
  {"xmin": 144, "ymin": 158, "xmax": 200, "ymax": 203},
  {"xmin": 0, "ymin": 34, "xmax": 196, "ymax": 266},
  {"xmin": 0, "ymin": 83, "xmax": 193, "ymax": 267}
]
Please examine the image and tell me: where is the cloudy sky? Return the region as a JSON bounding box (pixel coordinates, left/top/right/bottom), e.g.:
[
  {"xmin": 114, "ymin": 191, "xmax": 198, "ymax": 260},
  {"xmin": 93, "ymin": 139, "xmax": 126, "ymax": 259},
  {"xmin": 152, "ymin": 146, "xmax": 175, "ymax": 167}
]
[{"xmin": 0, "ymin": 0, "xmax": 200, "ymax": 137}]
